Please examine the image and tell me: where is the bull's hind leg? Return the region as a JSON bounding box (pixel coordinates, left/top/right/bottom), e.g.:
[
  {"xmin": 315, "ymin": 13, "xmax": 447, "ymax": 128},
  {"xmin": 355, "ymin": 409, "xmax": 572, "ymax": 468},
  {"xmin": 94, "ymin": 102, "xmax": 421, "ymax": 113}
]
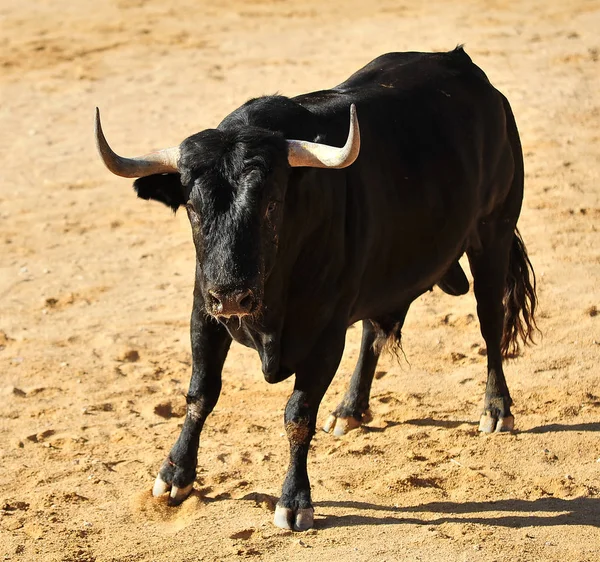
[
  {"xmin": 468, "ymin": 231, "xmax": 514, "ymax": 433},
  {"xmin": 324, "ymin": 308, "xmax": 408, "ymax": 436},
  {"xmin": 323, "ymin": 320, "xmax": 379, "ymax": 436}
]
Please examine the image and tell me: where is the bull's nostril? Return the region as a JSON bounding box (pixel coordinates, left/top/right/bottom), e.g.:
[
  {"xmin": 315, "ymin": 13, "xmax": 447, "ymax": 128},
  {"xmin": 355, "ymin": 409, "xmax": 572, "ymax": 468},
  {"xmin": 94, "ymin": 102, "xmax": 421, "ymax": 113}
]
[
  {"xmin": 239, "ymin": 293, "xmax": 254, "ymax": 312},
  {"xmin": 207, "ymin": 290, "xmax": 223, "ymax": 312}
]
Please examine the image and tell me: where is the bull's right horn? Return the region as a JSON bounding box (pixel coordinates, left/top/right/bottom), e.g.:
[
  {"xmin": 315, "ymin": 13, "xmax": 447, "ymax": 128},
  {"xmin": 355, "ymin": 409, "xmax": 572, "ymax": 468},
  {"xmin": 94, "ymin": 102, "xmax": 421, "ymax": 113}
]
[
  {"xmin": 95, "ymin": 108, "xmax": 180, "ymax": 178},
  {"xmin": 287, "ymin": 104, "xmax": 360, "ymax": 169}
]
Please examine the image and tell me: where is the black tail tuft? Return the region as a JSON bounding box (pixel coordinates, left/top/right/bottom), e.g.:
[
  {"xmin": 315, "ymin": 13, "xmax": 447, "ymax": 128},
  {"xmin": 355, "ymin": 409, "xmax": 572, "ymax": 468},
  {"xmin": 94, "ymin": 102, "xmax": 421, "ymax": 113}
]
[{"xmin": 502, "ymin": 228, "xmax": 539, "ymax": 357}]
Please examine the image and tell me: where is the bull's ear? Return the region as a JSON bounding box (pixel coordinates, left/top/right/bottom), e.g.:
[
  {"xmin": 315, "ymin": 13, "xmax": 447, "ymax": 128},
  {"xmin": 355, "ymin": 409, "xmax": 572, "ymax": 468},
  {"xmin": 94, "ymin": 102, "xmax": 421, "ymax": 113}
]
[{"xmin": 133, "ymin": 173, "xmax": 187, "ymax": 212}]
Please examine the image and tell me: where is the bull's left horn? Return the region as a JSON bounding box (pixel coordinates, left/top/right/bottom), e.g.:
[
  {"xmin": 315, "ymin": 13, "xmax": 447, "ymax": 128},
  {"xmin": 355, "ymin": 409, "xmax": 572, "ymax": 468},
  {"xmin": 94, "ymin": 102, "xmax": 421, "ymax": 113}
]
[
  {"xmin": 287, "ymin": 104, "xmax": 360, "ymax": 169},
  {"xmin": 95, "ymin": 108, "xmax": 180, "ymax": 178}
]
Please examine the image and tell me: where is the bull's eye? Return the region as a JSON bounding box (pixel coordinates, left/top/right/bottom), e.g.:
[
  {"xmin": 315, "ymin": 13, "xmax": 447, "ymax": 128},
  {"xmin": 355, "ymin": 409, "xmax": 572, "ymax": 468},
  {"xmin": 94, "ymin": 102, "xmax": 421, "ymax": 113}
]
[{"xmin": 266, "ymin": 201, "xmax": 278, "ymax": 218}]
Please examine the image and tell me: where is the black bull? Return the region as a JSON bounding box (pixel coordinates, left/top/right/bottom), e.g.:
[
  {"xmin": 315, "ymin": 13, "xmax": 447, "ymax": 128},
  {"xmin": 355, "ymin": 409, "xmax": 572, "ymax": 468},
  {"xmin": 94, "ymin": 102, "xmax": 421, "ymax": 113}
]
[{"xmin": 95, "ymin": 47, "xmax": 537, "ymax": 531}]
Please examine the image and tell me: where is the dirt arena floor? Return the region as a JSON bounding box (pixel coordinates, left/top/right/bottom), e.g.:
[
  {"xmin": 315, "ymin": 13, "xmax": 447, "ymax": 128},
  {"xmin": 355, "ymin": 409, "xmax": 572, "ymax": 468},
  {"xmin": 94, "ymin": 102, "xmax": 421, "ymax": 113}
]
[{"xmin": 1, "ymin": 0, "xmax": 599, "ymax": 560}]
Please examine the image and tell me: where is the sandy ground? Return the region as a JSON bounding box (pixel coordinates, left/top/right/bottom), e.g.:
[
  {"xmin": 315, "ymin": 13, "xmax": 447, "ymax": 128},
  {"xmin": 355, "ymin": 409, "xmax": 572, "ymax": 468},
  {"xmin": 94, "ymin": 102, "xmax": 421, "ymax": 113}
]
[{"xmin": 1, "ymin": 0, "xmax": 599, "ymax": 560}]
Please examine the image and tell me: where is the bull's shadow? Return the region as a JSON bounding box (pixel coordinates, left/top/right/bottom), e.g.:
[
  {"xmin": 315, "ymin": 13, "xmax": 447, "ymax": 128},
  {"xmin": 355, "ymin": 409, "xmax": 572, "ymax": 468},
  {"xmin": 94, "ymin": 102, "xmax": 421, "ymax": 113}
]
[
  {"xmin": 401, "ymin": 418, "xmax": 478, "ymax": 429},
  {"xmin": 314, "ymin": 497, "xmax": 600, "ymax": 530},
  {"xmin": 401, "ymin": 419, "xmax": 600, "ymax": 433},
  {"xmin": 523, "ymin": 422, "xmax": 600, "ymax": 433}
]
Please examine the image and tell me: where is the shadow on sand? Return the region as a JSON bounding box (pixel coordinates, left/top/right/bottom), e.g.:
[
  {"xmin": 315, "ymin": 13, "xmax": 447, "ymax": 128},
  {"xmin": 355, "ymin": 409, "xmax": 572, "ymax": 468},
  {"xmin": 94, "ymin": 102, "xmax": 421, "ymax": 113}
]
[
  {"xmin": 523, "ymin": 422, "xmax": 600, "ymax": 434},
  {"xmin": 314, "ymin": 496, "xmax": 600, "ymax": 530},
  {"xmin": 387, "ymin": 418, "xmax": 599, "ymax": 433},
  {"xmin": 402, "ymin": 418, "xmax": 478, "ymax": 429}
]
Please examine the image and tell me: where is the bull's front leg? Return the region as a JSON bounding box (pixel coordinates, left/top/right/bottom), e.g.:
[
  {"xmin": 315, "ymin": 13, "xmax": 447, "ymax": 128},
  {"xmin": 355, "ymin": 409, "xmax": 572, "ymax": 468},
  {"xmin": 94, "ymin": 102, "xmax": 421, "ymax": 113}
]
[
  {"xmin": 274, "ymin": 326, "xmax": 346, "ymax": 531},
  {"xmin": 152, "ymin": 295, "xmax": 231, "ymax": 504}
]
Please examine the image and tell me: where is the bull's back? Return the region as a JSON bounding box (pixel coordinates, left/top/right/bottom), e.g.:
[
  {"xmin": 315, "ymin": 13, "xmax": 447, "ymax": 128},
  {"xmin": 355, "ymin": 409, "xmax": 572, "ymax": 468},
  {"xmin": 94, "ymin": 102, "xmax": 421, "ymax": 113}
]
[
  {"xmin": 337, "ymin": 48, "xmax": 481, "ymax": 91},
  {"xmin": 306, "ymin": 50, "xmax": 515, "ymax": 319}
]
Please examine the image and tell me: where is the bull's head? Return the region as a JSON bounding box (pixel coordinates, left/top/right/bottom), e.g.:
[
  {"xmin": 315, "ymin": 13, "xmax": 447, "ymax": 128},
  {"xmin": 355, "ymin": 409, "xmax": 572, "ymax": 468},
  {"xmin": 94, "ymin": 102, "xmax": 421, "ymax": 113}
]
[{"xmin": 95, "ymin": 104, "xmax": 360, "ymax": 319}]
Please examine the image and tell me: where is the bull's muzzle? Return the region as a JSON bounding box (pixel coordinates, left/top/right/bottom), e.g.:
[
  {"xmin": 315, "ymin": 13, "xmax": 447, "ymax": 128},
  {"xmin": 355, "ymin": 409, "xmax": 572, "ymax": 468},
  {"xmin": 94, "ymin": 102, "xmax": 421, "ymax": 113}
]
[{"xmin": 207, "ymin": 287, "xmax": 257, "ymax": 318}]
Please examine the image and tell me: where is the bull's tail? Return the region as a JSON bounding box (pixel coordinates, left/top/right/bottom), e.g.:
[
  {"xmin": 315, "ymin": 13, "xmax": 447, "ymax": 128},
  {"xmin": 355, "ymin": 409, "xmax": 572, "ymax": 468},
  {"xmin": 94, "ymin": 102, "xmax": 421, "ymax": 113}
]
[{"xmin": 501, "ymin": 228, "xmax": 538, "ymax": 357}]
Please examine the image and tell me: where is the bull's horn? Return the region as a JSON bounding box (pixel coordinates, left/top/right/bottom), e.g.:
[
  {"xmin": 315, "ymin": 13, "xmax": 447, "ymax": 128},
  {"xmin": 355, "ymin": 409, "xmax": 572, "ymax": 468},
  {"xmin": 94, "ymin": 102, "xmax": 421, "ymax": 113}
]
[
  {"xmin": 287, "ymin": 104, "xmax": 360, "ymax": 169},
  {"xmin": 95, "ymin": 108, "xmax": 180, "ymax": 178}
]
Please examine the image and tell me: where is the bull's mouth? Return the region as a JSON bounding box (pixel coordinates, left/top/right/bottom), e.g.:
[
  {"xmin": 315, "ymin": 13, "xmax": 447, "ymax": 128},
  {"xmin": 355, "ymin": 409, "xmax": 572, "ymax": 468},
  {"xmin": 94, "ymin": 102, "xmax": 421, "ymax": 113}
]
[
  {"xmin": 210, "ymin": 306, "xmax": 264, "ymax": 326},
  {"xmin": 212, "ymin": 309, "xmax": 259, "ymax": 320}
]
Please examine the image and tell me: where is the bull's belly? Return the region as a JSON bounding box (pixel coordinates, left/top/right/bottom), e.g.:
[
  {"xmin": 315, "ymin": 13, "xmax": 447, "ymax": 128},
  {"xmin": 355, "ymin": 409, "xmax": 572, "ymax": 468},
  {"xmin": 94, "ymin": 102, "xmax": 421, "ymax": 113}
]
[{"xmin": 350, "ymin": 249, "xmax": 463, "ymax": 322}]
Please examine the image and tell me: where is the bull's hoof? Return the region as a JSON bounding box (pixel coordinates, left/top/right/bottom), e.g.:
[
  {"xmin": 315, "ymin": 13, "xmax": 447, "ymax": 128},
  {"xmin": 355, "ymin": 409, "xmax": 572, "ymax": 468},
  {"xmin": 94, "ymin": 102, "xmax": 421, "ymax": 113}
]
[
  {"xmin": 152, "ymin": 475, "xmax": 171, "ymax": 497},
  {"xmin": 152, "ymin": 474, "xmax": 194, "ymax": 505},
  {"xmin": 152, "ymin": 457, "xmax": 196, "ymax": 505},
  {"xmin": 323, "ymin": 414, "xmax": 360, "ymax": 436},
  {"xmin": 323, "ymin": 409, "xmax": 372, "ymax": 436},
  {"xmin": 478, "ymin": 412, "xmax": 514, "ymax": 434},
  {"xmin": 273, "ymin": 504, "xmax": 314, "ymax": 531}
]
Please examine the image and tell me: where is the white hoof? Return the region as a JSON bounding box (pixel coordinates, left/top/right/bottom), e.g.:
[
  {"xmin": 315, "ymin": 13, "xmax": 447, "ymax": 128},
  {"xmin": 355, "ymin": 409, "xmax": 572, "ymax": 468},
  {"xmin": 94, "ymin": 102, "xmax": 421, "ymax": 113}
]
[
  {"xmin": 479, "ymin": 413, "xmax": 515, "ymax": 433},
  {"xmin": 169, "ymin": 483, "xmax": 194, "ymax": 505},
  {"xmin": 496, "ymin": 415, "xmax": 514, "ymax": 432},
  {"xmin": 478, "ymin": 413, "xmax": 497, "ymax": 433},
  {"xmin": 152, "ymin": 475, "xmax": 170, "ymax": 497},
  {"xmin": 273, "ymin": 505, "xmax": 314, "ymax": 531},
  {"xmin": 273, "ymin": 505, "xmax": 293, "ymax": 529},
  {"xmin": 333, "ymin": 416, "xmax": 361, "ymax": 436},
  {"xmin": 323, "ymin": 415, "xmax": 337, "ymax": 434},
  {"xmin": 294, "ymin": 508, "xmax": 314, "ymax": 531},
  {"xmin": 323, "ymin": 412, "xmax": 370, "ymax": 436}
]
